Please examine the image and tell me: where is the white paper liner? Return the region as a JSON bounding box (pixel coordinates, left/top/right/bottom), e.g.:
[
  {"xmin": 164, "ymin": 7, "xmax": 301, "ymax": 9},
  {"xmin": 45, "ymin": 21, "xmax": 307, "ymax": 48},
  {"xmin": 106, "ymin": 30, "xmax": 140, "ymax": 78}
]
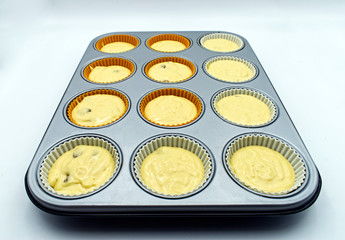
[
  {"xmin": 225, "ymin": 134, "xmax": 306, "ymax": 196},
  {"xmin": 204, "ymin": 56, "xmax": 257, "ymax": 83},
  {"xmin": 213, "ymin": 88, "xmax": 277, "ymax": 127},
  {"xmin": 39, "ymin": 136, "xmax": 120, "ymax": 198},
  {"xmin": 200, "ymin": 33, "xmax": 244, "ymax": 52},
  {"xmin": 133, "ymin": 135, "xmax": 213, "ymax": 198}
]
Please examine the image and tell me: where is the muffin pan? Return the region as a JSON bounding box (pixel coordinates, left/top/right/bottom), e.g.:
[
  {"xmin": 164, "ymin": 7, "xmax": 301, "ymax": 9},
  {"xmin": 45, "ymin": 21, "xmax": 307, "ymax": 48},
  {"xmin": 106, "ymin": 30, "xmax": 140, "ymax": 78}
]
[{"xmin": 25, "ymin": 31, "xmax": 321, "ymax": 216}]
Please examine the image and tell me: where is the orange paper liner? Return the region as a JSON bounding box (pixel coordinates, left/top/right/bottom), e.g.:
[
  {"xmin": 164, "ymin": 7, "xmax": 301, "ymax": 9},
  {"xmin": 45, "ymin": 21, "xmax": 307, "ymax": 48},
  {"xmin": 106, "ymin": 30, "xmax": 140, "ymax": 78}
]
[
  {"xmin": 144, "ymin": 57, "xmax": 196, "ymax": 83},
  {"xmin": 67, "ymin": 89, "xmax": 129, "ymax": 128},
  {"xmin": 140, "ymin": 88, "xmax": 203, "ymax": 127},
  {"xmin": 83, "ymin": 58, "xmax": 135, "ymax": 84},
  {"xmin": 95, "ymin": 34, "xmax": 139, "ymax": 53},
  {"xmin": 147, "ymin": 34, "xmax": 190, "ymax": 52}
]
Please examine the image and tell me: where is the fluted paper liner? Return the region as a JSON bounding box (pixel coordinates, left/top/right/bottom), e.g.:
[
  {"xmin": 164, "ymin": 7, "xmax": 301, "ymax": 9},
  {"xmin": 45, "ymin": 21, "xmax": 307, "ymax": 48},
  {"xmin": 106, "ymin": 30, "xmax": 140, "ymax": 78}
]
[
  {"xmin": 144, "ymin": 56, "xmax": 196, "ymax": 83},
  {"xmin": 225, "ymin": 134, "xmax": 306, "ymax": 196},
  {"xmin": 200, "ymin": 33, "xmax": 244, "ymax": 52},
  {"xmin": 66, "ymin": 89, "xmax": 129, "ymax": 128},
  {"xmin": 133, "ymin": 135, "xmax": 214, "ymax": 198},
  {"xmin": 204, "ymin": 56, "xmax": 257, "ymax": 83},
  {"xmin": 139, "ymin": 88, "xmax": 203, "ymax": 127},
  {"xmin": 147, "ymin": 34, "xmax": 190, "ymax": 52},
  {"xmin": 95, "ymin": 34, "xmax": 139, "ymax": 53},
  {"xmin": 212, "ymin": 88, "xmax": 278, "ymax": 127},
  {"xmin": 83, "ymin": 58, "xmax": 135, "ymax": 84},
  {"xmin": 39, "ymin": 136, "xmax": 120, "ymax": 198}
]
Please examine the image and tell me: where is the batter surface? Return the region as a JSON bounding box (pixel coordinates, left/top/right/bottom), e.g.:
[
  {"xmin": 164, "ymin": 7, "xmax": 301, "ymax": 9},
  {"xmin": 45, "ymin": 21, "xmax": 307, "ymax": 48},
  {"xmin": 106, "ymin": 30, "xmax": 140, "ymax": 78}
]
[
  {"xmin": 215, "ymin": 94, "xmax": 271, "ymax": 125},
  {"xmin": 202, "ymin": 38, "xmax": 239, "ymax": 52},
  {"xmin": 72, "ymin": 94, "xmax": 126, "ymax": 127},
  {"xmin": 89, "ymin": 66, "xmax": 131, "ymax": 83},
  {"xmin": 48, "ymin": 145, "xmax": 115, "ymax": 195},
  {"xmin": 101, "ymin": 42, "xmax": 135, "ymax": 53},
  {"xmin": 145, "ymin": 95, "xmax": 197, "ymax": 125},
  {"xmin": 140, "ymin": 146, "xmax": 204, "ymax": 195},
  {"xmin": 229, "ymin": 146, "xmax": 295, "ymax": 193},
  {"xmin": 151, "ymin": 40, "xmax": 186, "ymax": 52},
  {"xmin": 207, "ymin": 59, "xmax": 253, "ymax": 82},
  {"xmin": 148, "ymin": 61, "xmax": 192, "ymax": 82}
]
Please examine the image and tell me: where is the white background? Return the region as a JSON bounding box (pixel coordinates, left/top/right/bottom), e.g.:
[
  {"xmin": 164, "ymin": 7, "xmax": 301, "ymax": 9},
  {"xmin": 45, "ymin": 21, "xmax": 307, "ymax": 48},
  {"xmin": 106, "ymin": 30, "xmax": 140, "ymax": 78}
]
[{"xmin": 1, "ymin": 0, "xmax": 345, "ymax": 239}]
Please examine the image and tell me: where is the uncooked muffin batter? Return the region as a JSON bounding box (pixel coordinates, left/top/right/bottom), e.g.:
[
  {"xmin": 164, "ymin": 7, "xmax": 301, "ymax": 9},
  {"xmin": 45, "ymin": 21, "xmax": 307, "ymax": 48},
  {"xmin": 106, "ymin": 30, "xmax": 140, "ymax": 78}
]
[
  {"xmin": 215, "ymin": 94, "xmax": 271, "ymax": 125},
  {"xmin": 140, "ymin": 146, "xmax": 204, "ymax": 195},
  {"xmin": 229, "ymin": 146, "xmax": 295, "ymax": 193},
  {"xmin": 148, "ymin": 61, "xmax": 192, "ymax": 82},
  {"xmin": 202, "ymin": 38, "xmax": 239, "ymax": 52},
  {"xmin": 89, "ymin": 66, "xmax": 131, "ymax": 83},
  {"xmin": 101, "ymin": 42, "xmax": 135, "ymax": 53},
  {"xmin": 72, "ymin": 94, "xmax": 126, "ymax": 127},
  {"xmin": 48, "ymin": 145, "xmax": 115, "ymax": 195},
  {"xmin": 151, "ymin": 40, "xmax": 186, "ymax": 52},
  {"xmin": 144, "ymin": 95, "xmax": 197, "ymax": 126},
  {"xmin": 207, "ymin": 59, "xmax": 253, "ymax": 82}
]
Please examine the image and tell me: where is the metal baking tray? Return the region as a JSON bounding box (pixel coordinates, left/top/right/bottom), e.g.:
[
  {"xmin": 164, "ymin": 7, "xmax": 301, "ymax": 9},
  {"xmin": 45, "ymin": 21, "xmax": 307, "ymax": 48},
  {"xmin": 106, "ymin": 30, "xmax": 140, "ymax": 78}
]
[{"xmin": 25, "ymin": 31, "xmax": 321, "ymax": 216}]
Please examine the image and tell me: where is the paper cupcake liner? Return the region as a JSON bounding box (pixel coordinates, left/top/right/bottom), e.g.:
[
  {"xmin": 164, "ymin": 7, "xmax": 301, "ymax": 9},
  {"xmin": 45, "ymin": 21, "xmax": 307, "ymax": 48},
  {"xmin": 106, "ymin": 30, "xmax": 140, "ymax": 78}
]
[
  {"xmin": 66, "ymin": 88, "xmax": 130, "ymax": 128},
  {"xmin": 95, "ymin": 34, "xmax": 139, "ymax": 53},
  {"xmin": 39, "ymin": 136, "xmax": 121, "ymax": 198},
  {"xmin": 132, "ymin": 134, "xmax": 214, "ymax": 198},
  {"xmin": 224, "ymin": 134, "xmax": 307, "ymax": 196},
  {"xmin": 139, "ymin": 88, "xmax": 203, "ymax": 128},
  {"xmin": 200, "ymin": 33, "xmax": 244, "ymax": 52},
  {"xmin": 144, "ymin": 56, "xmax": 196, "ymax": 83},
  {"xmin": 204, "ymin": 56, "xmax": 257, "ymax": 83},
  {"xmin": 146, "ymin": 34, "xmax": 191, "ymax": 52},
  {"xmin": 212, "ymin": 88, "xmax": 278, "ymax": 127},
  {"xmin": 83, "ymin": 57, "xmax": 135, "ymax": 84}
]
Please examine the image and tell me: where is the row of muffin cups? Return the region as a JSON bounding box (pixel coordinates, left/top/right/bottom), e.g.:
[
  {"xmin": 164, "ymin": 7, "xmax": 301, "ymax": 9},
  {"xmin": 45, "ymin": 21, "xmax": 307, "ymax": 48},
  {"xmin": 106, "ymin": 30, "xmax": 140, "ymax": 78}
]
[{"xmin": 39, "ymin": 133, "xmax": 307, "ymax": 200}]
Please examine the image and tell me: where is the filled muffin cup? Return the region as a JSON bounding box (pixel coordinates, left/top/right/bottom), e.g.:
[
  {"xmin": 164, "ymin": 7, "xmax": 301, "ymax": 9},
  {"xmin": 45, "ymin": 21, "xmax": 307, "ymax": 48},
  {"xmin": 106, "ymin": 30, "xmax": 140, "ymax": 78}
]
[
  {"xmin": 200, "ymin": 32, "xmax": 244, "ymax": 52},
  {"xmin": 144, "ymin": 56, "xmax": 196, "ymax": 83},
  {"xmin": 83, "ymin": 57, "xmax": 135, "ymax": 84},
  {"xmin": 66, "ymin": 88, "xmax": 130, "ymax": 128},
  {"xmin": 146, "ymin": 34, "xmax": 191, "ymax": 52},
  {"xmin": 95, "ymin": 34, "xmax": 140, "ymax": 53},
  {"xmin": 212, "ymin": 87, "xmax": 278, "ymax": 127},
  {"xmin": 138, "ymin": 88, "xmax": 204, "ymax": 128},
  {"xmin": 131, "ymin": 134, "xmax": 214, "ymax": 199},
  {"xmin": 39, "ymin": 135, "xmax": 121, "ymax": 199},
  {"xmin": 224, "ymin": 133, "xmax": 307, "ymax": 197},
  {"xmin": 204, "ymin": 56, "xmax": 257, "ymax": 83}
]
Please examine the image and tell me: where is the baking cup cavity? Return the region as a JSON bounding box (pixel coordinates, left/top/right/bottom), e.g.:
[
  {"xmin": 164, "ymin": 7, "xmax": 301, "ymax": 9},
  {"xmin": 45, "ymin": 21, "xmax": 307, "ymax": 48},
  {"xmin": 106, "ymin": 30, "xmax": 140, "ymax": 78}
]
[
  {"xmin": 144, "ymin": 56, "xmax": 196, "ymax": 83},
  {"xmin": 39, "ymin": 135, "xmax": 122, "ymax": 199},
  {"xmin": 65, "ymin": 88, "xmax": 130, "ymax": 128},
  {"xmin": 204, "ymin": 56, "xmax": 257, "ymax": 83},
  {"xmin": 146, "ymin": 34, "xmax": 191, "ymax": 52},
  {"xmin": 83, "ymin": 57, "xmax": 135, "ymax": 84},
  {"xmin": 212, "ymin": 88, "xmax": 278, "ymax": 127},
  {"xmin": 131, "ymin": 134, "xmax": 214, "ymax": 199},
  {"xmin": 223, "ymin": 134, "xmax": 307, "ymax": 197},
  {"xmin": 95, "ymin": 34, "xmax": 139, "ymax": 53},
  {"xmin": 200, "ymin": 33, "xmax": 244, "ymax": 52},
  {"xmin": 138, "ymin": 88, "xmax": 204, "ymax": 128}
]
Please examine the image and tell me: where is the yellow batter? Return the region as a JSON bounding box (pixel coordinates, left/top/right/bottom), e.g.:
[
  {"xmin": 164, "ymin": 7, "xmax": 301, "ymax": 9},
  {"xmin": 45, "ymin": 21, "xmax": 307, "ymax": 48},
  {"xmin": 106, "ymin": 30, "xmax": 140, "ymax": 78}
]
[
  {"xmin": 101, "ymin": 42, "xmax": 135, "ymax": 53},
  {"xmin": 215, "ymin": 94, "xmax": 271, "ymax": 125},
  {"xmin": 89, "ymin": 66, "xmax": 131, "ymax": 83},
  {"xmin": 151, "ymin": 40, "xmax": 187, "ymax": 52},
  {"xmin": 207, "ymin": 59, "xmax": 254, "ymax": 82},
  {"xmin": 48, "ymin": 145, "xmax": 115, "ymax": 195},
  {"xmin": 202, "ymin": 38, "xmax": 239, "ymax": 52},
  {"xmin": 72, "ymin": 94, "xmax": 126, "ymax": 127},
  {"xmin": 145, "ymin": 95, "xmax": 197, "ymax": 125},
  {"xmin": 229, "ymin": 146, "xmax": 295, "ymax": 193},
  {"xmin": 140, "ymin": 146, "xmax": 204, "ymax": 195},
  {"xmin": 148, "ymin": 61, "xmax": 192, "ymax": 82}
]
